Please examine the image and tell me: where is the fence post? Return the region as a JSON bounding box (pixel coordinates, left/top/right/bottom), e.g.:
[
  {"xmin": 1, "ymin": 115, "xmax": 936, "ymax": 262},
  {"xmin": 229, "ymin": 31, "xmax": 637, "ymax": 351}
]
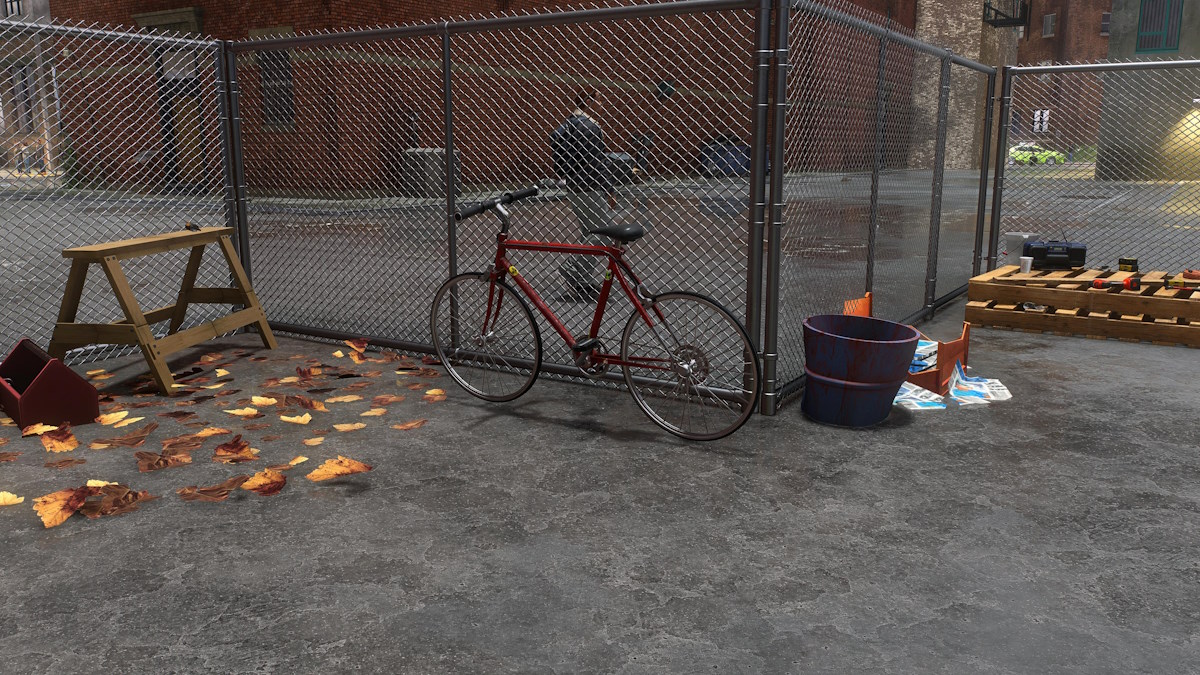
[
  {"xmin": 441, "ymin": 26, "xmax": 458, "ymax": 281},
  {"xmin": 745, "ymin": 0, "xmax": 772, "ymax": 354},
  {"xmin": 987, "ymin": 65, "xmax": 1013, "ymax": 271},
  {"xmin": 216, "ymin": 42, "xmax": 238, "ymax": 239},
  {"xmin": 866, "ymin": 22, "xmax": 889, "ymax": 295},
  {"xmin": 923, "ymin": 54, "xmax": 952, "ymax": 315},
  {"xmin": 761, "ymin": 0, "xmax": 791, "ymax": 416},
  {"xmin": 220, "ymin": 42, "xmax": 252, "ymax": 282},
  {"xmin": 972, "ymin": 69, "xmax": 996, "ymax": 277}
]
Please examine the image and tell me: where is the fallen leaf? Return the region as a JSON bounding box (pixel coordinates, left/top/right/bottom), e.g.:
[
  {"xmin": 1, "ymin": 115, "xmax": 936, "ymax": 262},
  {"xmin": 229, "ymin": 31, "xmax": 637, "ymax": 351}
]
[
  {"xmin": 341, "ymin": 381, "xmax": 372, "ymax": 392},
  {"xmin": 423, "ymin": 393, "xmax": 447, "ymax": 403},
  {"xmin": 281, "ymin": 413, "xmax": 312, "ymax": 425},
  {"xmin": 41, "ymin": 424, "xmax": 79, "ymax": 453},
  {"xmin": 33, "ymin": 486, "xmax": 100, "ymax": 528},
  {"xmin": 392, "ymin": 419, "xmax": 428, "ymax": 431},
  {"xmin": 213, "ymin": 435, "xmax": 259, "ymax": 464},
  {"xmin": 325, "ymin": 395, "xmax": 362, "ymax": 404},
  {"xmin": 424, "ymin": 389, "xmax": 445, "ymax": 396},
  {"xmin": 199, "ymin": 352, "xmax": 223, "ymax": 364},
  {"xmin": 215, "ymin": 368, "xmax": 230, "ymax": 377},
  {"xmin": 306, "ymin": 455, "xmax": 373, "ymax": 482},
  {"xmin": 86, "ymin": 479, "xmax": 117, "ymax": 487},
  {"xmin": 421, "ymin": 355, "xmax": 441, "ymax": 366},
  {"xmin": 372, "ymin": 394, "xmax": 406, "ymax": 406},
  {"xmin": 96, "ymin": 411, "xmax": 129, "ymax": 426},
  {"xmin": 0, "ymin": 491, "xmax": 24, "ymax": 506},
  {"xmin": 406, "ymin": 383, "xmax": 424, "ymax": 391},
  {"xmin": 0, "ymin": 451, "xmax": 21, "ymax": 462},
  {"xmin": 251, "ymin": 396, "xmax": 278, "ymax": 406},
  {"xmin": 177, "ymin": 476, "xmax": 250, "ymax": 502},
  {"xmin": 347, "ymin": 351, "xmax": 369, "ymax": 364},
  {"xmin": 250, "ymin": 356, "xmax": 269, "ymax": 362},
  {"xmin": 223, "ymin": 407, "xmax": 262, "ymax": 419},
  {"xmin": 0, "ymin": 417, "xmax": 14, "ymax": 426},
  {"xmin": 202, "ymin": 382, "xmax": 228, "ymax": 390},
  {"xmin": 89, "ymin": 372, "xmax": 114, "ymax": 381},
  {"xmin": 90, "ymin": 423, "xmax": 159, "ymax": 450},
  {"xmin": 22, "ymin": 423, "xmax": 58, "ymax": 437},
  {"xmin": 302, "ymin": 437, "xmax": 325, "ymax": 447},
  {"xmin": 332, "ymin": 350, "xmax": 345, "ymax": 358},
  {"xmin": 113, "ymin": 416, "xmax": 146, "ymax": 428},
  {"xmin": 333, "ymin": 423, "xmax": 366, "ymax": 432},
  {"xmin": 0, "ymin": 438, "xmax": 6, "ymax": 446},
  {"xmin": 284, "ymin": 395, "xmax": 328, "ymax": 412},
  {"xmin": 135, "ymin": 445, "xmax": 193, "ymax": 472},
  {"xmin": 345, "ymin": 338, "xmax": 369, "ymax": 353},
  {"xmin": 45, "ymin": 458, "xmax": 85, "ymax": 469},
  {"xmin": 360, "ymin": 408, "xmax": 387, "ymax": 417},
  {"xmin": 261, "ymin": 435, "xmax": 282, "ymax": 442},
  {"xmin": 242, "ymin": 468, "xmax": 286, "ymax": 496},
  {"xmin": 78, "ymin": 484, "xmax": 158, "ymax": 519},
  {"xmin": 416, "ymin": 368, "xmax": 441, "ymax": 378},
  {"xmin": 86, "ymin": 368, "xmax": 106, "ymax": 376},
  {"xmin": 361, "ymin": 370, "xmax": 383, "ymax": 378}
]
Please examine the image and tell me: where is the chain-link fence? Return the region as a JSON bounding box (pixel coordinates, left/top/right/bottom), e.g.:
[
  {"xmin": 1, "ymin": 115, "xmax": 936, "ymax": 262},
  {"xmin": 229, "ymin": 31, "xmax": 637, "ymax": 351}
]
[
  {"xmin": 991, "ymin": 60, "xmax": 1200, "ymax": 273},
  {"xmin": 0, "ymin": 19, "xmax": 234, "ymax": 364},
  {"xmin": 3, "ymin": 0, "xmax": 1002, "ymax": 415}
]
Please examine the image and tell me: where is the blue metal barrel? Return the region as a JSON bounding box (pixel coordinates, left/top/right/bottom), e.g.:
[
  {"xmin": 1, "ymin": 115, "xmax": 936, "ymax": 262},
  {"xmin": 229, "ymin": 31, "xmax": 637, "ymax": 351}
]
[{"xmin": 801, "ymin": 314, "xmax": 920, "ymax": 427}]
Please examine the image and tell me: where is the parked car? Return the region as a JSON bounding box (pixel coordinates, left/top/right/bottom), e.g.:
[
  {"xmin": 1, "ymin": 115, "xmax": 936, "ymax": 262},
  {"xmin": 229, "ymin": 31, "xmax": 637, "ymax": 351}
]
[{"xmin": 1008, "ymin": 144, "xmax": 1067, "ymax": 166}]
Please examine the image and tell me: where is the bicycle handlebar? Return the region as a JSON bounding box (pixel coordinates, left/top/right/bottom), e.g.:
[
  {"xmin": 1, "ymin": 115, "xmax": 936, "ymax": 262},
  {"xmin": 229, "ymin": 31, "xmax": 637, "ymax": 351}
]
[{"xmin": 454, "ymin": 186, "xmax": 539, "ymax": 221}]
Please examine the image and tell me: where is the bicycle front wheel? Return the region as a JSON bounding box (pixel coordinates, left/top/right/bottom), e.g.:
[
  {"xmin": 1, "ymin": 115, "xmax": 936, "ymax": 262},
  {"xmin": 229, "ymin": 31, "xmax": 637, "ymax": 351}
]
[
  {"xmin": 620, "ymin": 292, "xmax": 760, "ymax": 441},
  {"xmin": 430, "ymin": 272, "xmax": 542, "ymax": 402}
]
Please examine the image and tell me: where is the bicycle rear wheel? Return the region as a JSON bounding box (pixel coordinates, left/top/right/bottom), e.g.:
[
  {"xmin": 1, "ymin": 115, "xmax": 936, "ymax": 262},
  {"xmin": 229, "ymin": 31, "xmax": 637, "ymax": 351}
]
[
  {"xmin": 430, "ymin": 272, "xmax": 542, "ymax": 402},
  {"xmin": 620, "ymin": 291, "xmax": 760, "ymax": 441}
]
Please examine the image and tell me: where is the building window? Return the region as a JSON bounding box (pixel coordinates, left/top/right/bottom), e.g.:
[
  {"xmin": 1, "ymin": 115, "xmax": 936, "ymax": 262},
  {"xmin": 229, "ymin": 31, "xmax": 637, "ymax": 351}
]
[
  {"xmin": 1100, "ymin": 12, "xmax": 1111, "ymax": 35},
  {"xmin": 259, "ymin": 51, "xmax": 295, "ymax": 127},
  {"xmin": 1136, "ymin": 0, "xmax": 1183, "ymax": 52},
  {"xmin": 3, "ymin": 0, "xmax": 22, "ymax": 17},
  {"xmin": 1042, "ymin": 13, "xmax": 1056, "ymax": 37},
  {"xmin": 9, "ymin": 64, "xmax": 36, "ymax": 133}
]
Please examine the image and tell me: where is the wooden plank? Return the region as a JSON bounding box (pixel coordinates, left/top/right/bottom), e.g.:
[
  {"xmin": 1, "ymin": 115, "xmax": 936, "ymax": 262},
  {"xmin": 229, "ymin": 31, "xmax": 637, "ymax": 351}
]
[
  {"xmin": 965, "ymin": 305, "xmax": 1200, "ymax": 347},
  {"xmin": 185, "ymin": 287, "xmax": 245, "ymax": 305},
  {"xmin": 155, "ymin": 307, "xmax": 264, "ymax": 355},
  {"xmin": 50, "ymin": 322, "xmax": 140, "ymax": 345},
  {"xmin": 55, "ymin": 259, "xmax": 90, "ymax": 323},
  {"xmin": 62, "ymin": 228, "xmax": 232, "ymax": 261},
  {"xmin": 169, "ymin": 244, "xmax": 207, "ymax": 334},
  {"xmin": 113, "ymin": 304, "xmax": 177, "ymax": 326},
  {"xmin": 99, "ymin": 257, "xmax": 149, "ymax": 327},
  {"xmin": 969, "ymin": 265, "xmax": 1020, "ymax": 283},
  {"xmin": 216, "ymin": 235, "xmax": 278, "ymax": 350}
]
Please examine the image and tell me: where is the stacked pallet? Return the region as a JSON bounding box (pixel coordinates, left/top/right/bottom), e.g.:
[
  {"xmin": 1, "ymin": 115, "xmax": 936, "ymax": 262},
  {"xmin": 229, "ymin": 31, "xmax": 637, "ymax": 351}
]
[{"xmin": 966, "ymin": 266, "xmax": 1200, "ymax": 347}]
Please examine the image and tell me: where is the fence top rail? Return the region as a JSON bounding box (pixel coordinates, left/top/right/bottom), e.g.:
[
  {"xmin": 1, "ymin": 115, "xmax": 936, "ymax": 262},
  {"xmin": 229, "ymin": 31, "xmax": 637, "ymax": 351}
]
[
  {"xmin": 1009, "ymin": 58, "xmax": 1200, "ymax": 75},
  {"xmin": 0, "ymin": 17, "xmax": 218, "ymax": 49},
  {"xmin": 789, "ymin": 0, "xmax": 996, "ymax": 75},
  {"xmin": 229, "ymin": 0, "xmax": 757, "ymax": 53}
]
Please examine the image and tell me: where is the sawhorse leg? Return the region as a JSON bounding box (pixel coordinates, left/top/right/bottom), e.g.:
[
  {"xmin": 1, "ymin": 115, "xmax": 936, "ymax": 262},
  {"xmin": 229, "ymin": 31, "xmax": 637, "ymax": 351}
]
[
  {"xmin": 48, "ymin": 259, "xmax": 90, "ymax": 360},
  {"xmin": 100, "ymin": 255, "xmax": 174, "ymax": 394},
  {"xmin": 217, "ymin": 235, "xmax": 277, "ymax": 350},
  {"xmin": 168, "ymin": 244, "xmax": 206, "ymax": 334}
]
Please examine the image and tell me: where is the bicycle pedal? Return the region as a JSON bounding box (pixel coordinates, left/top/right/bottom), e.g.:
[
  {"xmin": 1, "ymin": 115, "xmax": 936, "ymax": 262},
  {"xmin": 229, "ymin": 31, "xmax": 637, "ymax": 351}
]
[{"xmin": 571, "ymin": 337, "xmax": 602, "ymax": 353}]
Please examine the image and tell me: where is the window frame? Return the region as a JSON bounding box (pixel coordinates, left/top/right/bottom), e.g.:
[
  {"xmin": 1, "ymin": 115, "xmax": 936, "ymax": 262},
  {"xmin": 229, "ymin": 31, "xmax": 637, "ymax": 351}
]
[
  {"xmin": 1135, "ymin": 0, "xmax": 1183, "ymax": 53},
  {"xmin": 3, "ymin": 0, "xmax": 22, "ymax": 18},
  {"xmin": 248, "ymin": 27, "xmax": 297, "ymax": 131},
  {"xmin": 1042, "ymin": 13, "xmax": 1056, "ymax": 38},
  {"xmin": 1100, "ymin": 11, "xmax": 1111, "ymax": 36}
]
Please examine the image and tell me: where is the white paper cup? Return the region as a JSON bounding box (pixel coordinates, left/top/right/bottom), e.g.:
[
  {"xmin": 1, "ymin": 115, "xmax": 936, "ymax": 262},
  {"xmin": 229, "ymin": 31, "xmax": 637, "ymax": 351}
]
[{"xmin": 1019, "ymin": 256, "xmax": 1033, "ymax": 274}]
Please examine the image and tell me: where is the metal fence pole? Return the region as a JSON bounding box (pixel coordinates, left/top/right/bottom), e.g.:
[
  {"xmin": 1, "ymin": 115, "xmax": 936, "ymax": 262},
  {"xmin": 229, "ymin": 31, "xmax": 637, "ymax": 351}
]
[
  {"xmin": 216, "ymin": 42, "xmax": 239, "ymax": 236},
  {"xmin": 972, "ymin": 69, "xmax": 996, "ymax": 277},
  {"xmin": 761, "ymin": 0, "xmax": 790, "ymax": 416},
  {"xmin": 441, "ymin": 27, "xmax": 458, "ymax": 281},
  {"xmin": 987, "ymin": 66, "xmax": 1013, "ymax": 271},
  {"xmin": 744, "ymin": 0, "xmax": 771, "ymax": 353},
  {"xmin": 223, "ymin": 44, "xmax": 252, "ymax": 281},
  {"xmin": 866, "ymin": 25, "xmax": 889, "ymax": 294},
  {"xmin": 923, "ymin": 54, "xmax": 952, "ymax": 315}
]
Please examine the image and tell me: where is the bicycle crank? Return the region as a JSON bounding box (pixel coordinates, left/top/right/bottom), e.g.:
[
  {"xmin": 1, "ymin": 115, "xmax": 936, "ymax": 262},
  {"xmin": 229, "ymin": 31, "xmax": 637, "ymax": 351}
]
[{"xmin": 572, "ymin": 336, "xmax": 611, "ymax": 378}]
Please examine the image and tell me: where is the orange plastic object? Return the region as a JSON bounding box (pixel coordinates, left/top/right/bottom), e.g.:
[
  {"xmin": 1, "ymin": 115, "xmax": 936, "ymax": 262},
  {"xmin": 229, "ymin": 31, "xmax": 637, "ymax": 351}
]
[
  {"xmin": 906, "ymin": 322, "xmax": 971, "ymax": 395},
  {"xmin": 842, "ymin": 292, "xmax": 873, "ymax": 317}
]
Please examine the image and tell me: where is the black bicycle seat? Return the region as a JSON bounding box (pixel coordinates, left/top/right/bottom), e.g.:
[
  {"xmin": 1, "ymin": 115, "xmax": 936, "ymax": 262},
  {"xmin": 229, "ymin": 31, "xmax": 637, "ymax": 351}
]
[{"xmin": 588, "ymin": 223, "xmax": 645, "ymax": 243}]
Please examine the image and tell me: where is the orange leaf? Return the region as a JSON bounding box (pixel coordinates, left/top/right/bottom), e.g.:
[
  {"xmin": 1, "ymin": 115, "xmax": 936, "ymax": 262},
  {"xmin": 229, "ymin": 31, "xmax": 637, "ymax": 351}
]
[
  {"xmin": 305, "ymin": 455, "xmax": 373, "ymax": 482},
  {"xmin": 177, "ymin": 476, "xmax": 250, "ymax": 502},
  {"xmin": 223, "ymin": 407, "xmax": 262, "ymax": 419},
  {"xmin": 332, "ymin": 349, "xmax": 345, "ymax": 358},
  {"xmin": 391, "ymin": 419, "xmax": 428, "ymax": 431},
  {"xmin": 113, "ymin": 416, "xmax": 146, "ymax": 428},
  {"xmin": 242, "ymin": 468, "xmax": 287, "ymax": 496},
  {"xmin": 251, "ymin": 396, "xmax": 278, "ymax": 406},
  {"xmin": 360, "ymin": 408, "xmax": 386, "ymax": 417},
  {"xmin": 0, "ymin": 451, "xmax": 19, "ymax": 463},
  {"xmin": 344, "ymin": 338, "xmax": 369, "ymax": 353},
  {"xmin": 199, "ymin": 352, "xmax": 223, "ymax": 364},
  {"xmin": 325, "ymin": 395, "xmax": 362, "ymax": 404},
  {"xmin": 284, "ymin": 395, "xmax": 328, "ymax": 412},
  {"xmin": 212, "ymin": 435, "xmax": 259, "ymax": 464},
  {"xmin": 89, "ymin": 422, "xmax": 159, "ymax": 450},
  {"xmin": 32, "ymin": 486, "xmax": 100, "ymax": 528},
  {"xmin": 22, "ymin": 423, "xmax": 58, "ymax": 437},
  {"xmin": 40, "ymin": 424, "xmax": 79, "ymax": 453},
  {"xmin": 0, "ymin": 437, "xmax": 6, "ymax": 446},
  {"xmin": 135, "ymin": 447, "xmax": 193, "ymax": 472},
  {"xmin": 302, "ymin": 437, "xmax": 325, "ymax": 447},
  {"xmin": 372, "ymin": 394, "xmax": 406, "ymax": 406},
  {"xmin": 347, "ymin": 351, "xmax": 368, "ymax": 364},
  {"xmin": 422, "ymin": 394, "xmax": 447, "ymax": 403},
  {"xmin": 77, "ymin": 484, "xmax": 158, "ymax": 519},
  {"xmin": 333, "ymin": 423, "xmax": 366, "ymax": 432},
  {"xmin": 45, "ymin": 458, "xmax": 85, "ymax": 469},
  {"xmin": 280, "ymin": 413, "xmax": 312, "ymax": 425},
  {"xmin": 96, "ymin": 411, "xmax": 129, "ymax": 426}
]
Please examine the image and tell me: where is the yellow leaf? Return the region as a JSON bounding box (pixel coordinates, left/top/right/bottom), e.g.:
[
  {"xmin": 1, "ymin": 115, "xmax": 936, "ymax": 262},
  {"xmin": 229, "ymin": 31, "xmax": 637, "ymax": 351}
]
[
  {"xmin": 251, "ymin": 396, "xmax": 278, "ymax": 406},
  {"xmin": 325, "ymin": 395, "xmax": 363, "ymax": 404},
  {"xmin": 0, "ymin": 491, "xmax": 24, "ymax": 506},
  {"xmin": 289, "ymin": 455, "xmax": 309, "ymax": 465},
  {"xmin": 279, "ymin": 376, "xmax": 300, "ymax": 384},
  {"xmin": 86, "ymin": 479, "xmax": 116, "ymax": 487},
  {"xmin": 195, "ymin": 427, "xmax": 232, "ymax": 438},
  {"xmin": 40, "ymin": 425, "xmax": 79, "ymax": 453},
  {"xmin": 215, "ymin": 368, "xmax": 230, "ymax": 377},
  {"xmin": 302, "ymin": 437, "xmax": 325, "ymax": 447},
  {"xmin": 113, "ymin": 416, "xmax": 146, "ymax": 428},
  {"xmin": 202, "ymin": 383, "xmax": 227, "ymax": 390},
  {"xmin": 425, "ymin": 389, "xmax": 445, "ymax": 396},
  {"xmin": 241, "ymin": 468, "xmax": 286, "ymax": 496},
  {"xmin": 333, "ymin": 423, "xmax": 366, "ymax": 432},
  {"xmin": 22, "ymin": 423, "xmax": 58, "ymax": 437},
  {"xmin": 96, "ymin": 411, "xmax": 129, "ymax": 426},
  {"xmin": 0, "ymin": 417, "xmax": 15, "ymax": 427},
  {"xmin": 306, "ymin": 455, "xmax": 373, "ymax": 482},
  {"xmin": 223, "ymin": 407, "xmax": 261, "ymax": 418},
  {"xmin": 333, "ymin": 350, "xmax": 345, "ymax": 358},
  {"xmin": 280, "ymin": 413, "xmax": 312, "ymax": 425},
  {"xmin": 360, "ymin": 408, "xmax": 386, "ymax": 417},
  {"xmin": 85, "ymin": 369, "xmax": 107, "ymax": 376},
  {"xmin": 392, "ymin": 419, "xmax": 428, "ymax": 431}
]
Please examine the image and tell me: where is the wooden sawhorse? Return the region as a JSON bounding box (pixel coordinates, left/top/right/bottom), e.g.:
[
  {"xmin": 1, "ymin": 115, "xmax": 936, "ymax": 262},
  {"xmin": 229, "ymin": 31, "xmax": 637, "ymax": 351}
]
[{"xmin": 47, "ymin": 227, "xmax": 277, "ymax": 395}]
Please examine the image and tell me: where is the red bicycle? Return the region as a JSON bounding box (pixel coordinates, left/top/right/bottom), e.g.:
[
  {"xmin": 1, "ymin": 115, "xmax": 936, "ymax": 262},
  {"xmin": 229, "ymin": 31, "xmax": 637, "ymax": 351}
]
[{"xmin": 429, "ymin": 187, "xmax": 760, "ymax": 440}]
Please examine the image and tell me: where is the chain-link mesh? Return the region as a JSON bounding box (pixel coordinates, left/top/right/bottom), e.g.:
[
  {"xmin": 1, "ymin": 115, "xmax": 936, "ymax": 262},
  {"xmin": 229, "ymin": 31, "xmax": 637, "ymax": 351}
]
[
  {"xmin": 771, "ymin": 1, "xmax": 994, "ymax": 400},
  {"xmin": 999, "ymin": 63, "xmax": 1200, "ymax": 272},
  {"xmin": 0, "ymin": 20, "xmax": 231, "ymax": 363}
]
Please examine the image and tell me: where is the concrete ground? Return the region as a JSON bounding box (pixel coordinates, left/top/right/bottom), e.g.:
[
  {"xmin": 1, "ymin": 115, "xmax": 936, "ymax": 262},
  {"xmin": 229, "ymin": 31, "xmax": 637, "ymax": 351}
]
[{"xmin": 1, "ymin": 302, "xmax": 1199, "ymax": 673}]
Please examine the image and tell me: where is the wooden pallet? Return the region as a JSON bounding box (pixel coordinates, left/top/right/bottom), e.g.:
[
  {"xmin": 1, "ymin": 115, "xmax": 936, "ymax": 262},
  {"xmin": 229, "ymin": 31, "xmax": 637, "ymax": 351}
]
[{"xmin": 966, "ymin": 266, "xmax": 1200, "ymax": 348}]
